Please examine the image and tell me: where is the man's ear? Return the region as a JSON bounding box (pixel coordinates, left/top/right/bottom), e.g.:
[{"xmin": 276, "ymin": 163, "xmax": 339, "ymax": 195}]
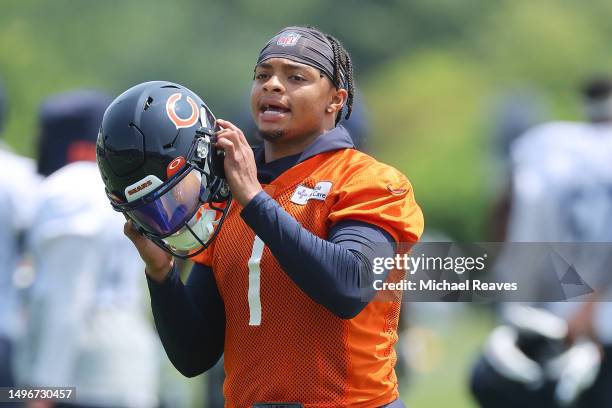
[{"xmin": 327, "ymin": 88, "xmax": 348, "ymax": 115}]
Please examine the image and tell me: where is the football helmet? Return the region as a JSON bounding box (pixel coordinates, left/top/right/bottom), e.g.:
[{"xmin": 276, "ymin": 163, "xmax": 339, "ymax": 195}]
[{"xmin": 96, "ymin": 81, "xmax": 231, "ymax": 258}]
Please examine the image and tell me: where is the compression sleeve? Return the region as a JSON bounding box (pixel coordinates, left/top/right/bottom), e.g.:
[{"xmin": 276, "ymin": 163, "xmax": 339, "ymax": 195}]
[
  {"xmin": 147, "ymin": 263, "xmax": 225, "ymax": 377},
  {"xmin": 240, "ymin": 191, "xmax": 396, "ymax": 319}
]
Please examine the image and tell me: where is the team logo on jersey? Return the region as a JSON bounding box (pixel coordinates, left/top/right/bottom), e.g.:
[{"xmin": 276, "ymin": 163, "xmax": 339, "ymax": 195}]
[
  {"xmin": 291, "ymin": 181, "xmax": 333, "ymax": 205},
  {"xmin": 166, "ymin": 93, "xmax": 200, "ymax": 129},
  {"xmin": 277, "ymin": 31, "xmax": 301, "ymax": 47}
]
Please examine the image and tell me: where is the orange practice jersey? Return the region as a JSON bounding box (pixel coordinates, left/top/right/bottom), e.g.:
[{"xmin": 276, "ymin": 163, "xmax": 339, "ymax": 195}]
[{"xmin": 194, "ymin": 148, "xmax": 424, "ymax": 407}]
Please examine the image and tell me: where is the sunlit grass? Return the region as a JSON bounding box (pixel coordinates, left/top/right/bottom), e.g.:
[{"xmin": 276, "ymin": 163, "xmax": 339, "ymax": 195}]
[{"xmin": 399, "ymin": 305, "xmax": 493, "ymax": 408}]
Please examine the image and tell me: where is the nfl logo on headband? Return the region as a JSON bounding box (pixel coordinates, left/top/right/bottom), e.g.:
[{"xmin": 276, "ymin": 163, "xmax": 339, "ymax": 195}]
[{"xmin": 277, "ymin": 31, "xmax": 301, "ymax": 47}]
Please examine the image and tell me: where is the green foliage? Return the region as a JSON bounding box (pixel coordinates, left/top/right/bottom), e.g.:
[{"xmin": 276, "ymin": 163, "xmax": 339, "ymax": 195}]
[
  {"xmin": 363, "ymin": 0, "xmax": 612, "ymax": 240},
  {"xmin": 400, "ymin": 308, "xmax": 494, "ymax": 408},
  {"xmin": 3, "ymin": 0, "xmax": 612, "ymax": 240},
  {"xmin": 364, "ymin": 50, "xmax": 491, "ymax": 241}
]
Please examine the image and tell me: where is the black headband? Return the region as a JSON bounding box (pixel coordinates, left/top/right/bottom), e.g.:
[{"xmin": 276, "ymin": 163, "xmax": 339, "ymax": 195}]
[{"xmin": 256, "ymin": 27, "xmax": 345, "ymax": 88}]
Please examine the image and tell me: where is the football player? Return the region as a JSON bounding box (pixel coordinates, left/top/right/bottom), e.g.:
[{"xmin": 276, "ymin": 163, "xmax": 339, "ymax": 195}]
[
  {"xmin": 472, "ymin": 76, "xmax": 612, "ymax": 408},
  {"xmin": 0, "ymin": 75, "xmax": 40, "ymax": 398},
  {"xmin": 24, "ymin": 90, "xmax": 160, "ymax": 407},
  {"xmin": 98, "ymin": 26, "xmax": 423, "ymax": 407},
  {"xmin": 506, "ymin": 76, "xmax": 612, "ymax": 408}
]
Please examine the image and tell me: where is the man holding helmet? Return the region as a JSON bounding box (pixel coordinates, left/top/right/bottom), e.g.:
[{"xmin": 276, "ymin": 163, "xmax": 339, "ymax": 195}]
[{"xmin": 98, "ymin": 26, "xmax": 423, "ymax": 408}]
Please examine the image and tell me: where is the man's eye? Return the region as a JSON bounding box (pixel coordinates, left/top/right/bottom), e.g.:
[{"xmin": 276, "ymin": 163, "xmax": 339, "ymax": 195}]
[
  {"xmin": 255, "ymin": 73, "xmax": 269, "ymax": 80},
  {"xmin": 290, "ymin": 75, "xmax": 306, "ymax": 81}
]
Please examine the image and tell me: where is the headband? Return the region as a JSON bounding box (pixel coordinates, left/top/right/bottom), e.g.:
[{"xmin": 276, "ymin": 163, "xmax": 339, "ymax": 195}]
[{"xmin": 256, "ymin": 26, "xmax": 345, "ymax": 88}]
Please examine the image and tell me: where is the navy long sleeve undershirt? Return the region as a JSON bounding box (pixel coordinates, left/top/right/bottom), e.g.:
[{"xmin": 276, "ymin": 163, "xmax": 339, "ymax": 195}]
[
  {"xmin": 147, "ymin": 264, "xmax": 225, "ymax": 377},
  {"xmin": 240, "ymin": 190, "xmax": 396, "ymax": 318},
  {"xmin": 148, "ymin": 143, "xmax": 397, "ymax": 376}
]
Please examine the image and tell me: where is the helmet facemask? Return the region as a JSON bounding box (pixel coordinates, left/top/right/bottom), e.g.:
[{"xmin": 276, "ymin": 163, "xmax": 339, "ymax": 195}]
[{"xmin": 107, "ymin": 127, "xmax": 231, "ymax": 258}]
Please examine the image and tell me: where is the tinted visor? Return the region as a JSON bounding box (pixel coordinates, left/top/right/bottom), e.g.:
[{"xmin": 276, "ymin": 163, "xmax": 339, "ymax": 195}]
[{"xmin": 127, "ymin": 168, "xmax": 204, "ymax": 236}]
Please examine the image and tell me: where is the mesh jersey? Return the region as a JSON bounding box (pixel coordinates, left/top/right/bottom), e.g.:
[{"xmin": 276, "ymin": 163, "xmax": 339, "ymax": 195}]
[{"xmin": 193, "ymin": 148, "xmax": 424, "ymax": 408}]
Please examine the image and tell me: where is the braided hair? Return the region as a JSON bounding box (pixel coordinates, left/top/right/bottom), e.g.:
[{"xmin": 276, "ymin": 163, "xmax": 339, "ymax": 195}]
[{"xmin": 305, "ymin": 26, "xmax": 355, "ymax": 125}]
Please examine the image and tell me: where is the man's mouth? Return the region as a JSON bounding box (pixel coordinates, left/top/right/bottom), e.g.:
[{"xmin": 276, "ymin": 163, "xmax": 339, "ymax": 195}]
[
  {"xmin": 260, "ymin": 102, "xmax": 290, "ymax": 114},
  {"xmin": 259, "ymin": 101, "xmax": 291, "ymax": 122}
]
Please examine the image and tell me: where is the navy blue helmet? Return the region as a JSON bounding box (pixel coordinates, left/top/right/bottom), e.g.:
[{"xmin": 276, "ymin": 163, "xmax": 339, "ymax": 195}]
[{"xmin": 96, "ymin": 81, "xmax": 231, "ymax": 258}]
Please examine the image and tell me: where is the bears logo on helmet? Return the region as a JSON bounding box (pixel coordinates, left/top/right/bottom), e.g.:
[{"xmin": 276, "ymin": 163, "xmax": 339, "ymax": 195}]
[{"xmin": 166, "ymin": 93, "xmax": 200, "ymax": 129}]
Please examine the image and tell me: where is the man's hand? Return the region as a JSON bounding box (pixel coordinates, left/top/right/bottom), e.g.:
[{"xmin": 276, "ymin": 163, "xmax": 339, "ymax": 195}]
[
  {"xmin": 215, "ymin": 119, "xmax": 262, "ymax": 207},
  {"xmin": 124, "ymin": 219, "xmax": 174, "ymax": 282}
]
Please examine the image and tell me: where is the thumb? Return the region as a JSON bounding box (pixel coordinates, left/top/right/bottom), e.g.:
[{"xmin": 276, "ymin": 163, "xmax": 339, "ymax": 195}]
[
  {"xmin": 123, "ymin": 220, "xmax": 173, "ymax": 277},
  {"xmin": 124, "ymin": 219, "xmax": 146, "ymax": 246},
  {"xmin": 124, "ymin": 219, "xmax": 159, "ymax": 256}
]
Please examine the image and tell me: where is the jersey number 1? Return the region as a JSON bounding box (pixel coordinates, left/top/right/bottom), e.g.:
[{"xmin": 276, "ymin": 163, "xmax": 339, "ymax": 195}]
[{"xmin": 247, "ymin": 236, "xmax": 264, "ymax": 326}]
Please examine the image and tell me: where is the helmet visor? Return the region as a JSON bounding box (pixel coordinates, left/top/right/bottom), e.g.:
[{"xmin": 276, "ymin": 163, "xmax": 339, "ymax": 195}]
[{"xmin": 127, "ymin": 168, "xmax": 204, "ymax": 236}]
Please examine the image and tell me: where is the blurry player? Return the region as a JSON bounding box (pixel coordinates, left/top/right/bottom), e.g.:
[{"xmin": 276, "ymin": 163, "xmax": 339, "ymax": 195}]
[
  {"xmin": 97, "ymin": 26, "xmax": 424, "ymax": 407},
  {"xmin": 24, "ymin": 90, "xmax": 159, "ymax": 408},
  {"xmin": 0, "ymin": 76, "xmax": 40, "ymax": 398},
  {"xmin": 472, "ymin": 76, "xmax": 612, "ymax": 407},
  {"xmin": 487, "ymin": 89, "xmax": 548, "ymax": 241}
]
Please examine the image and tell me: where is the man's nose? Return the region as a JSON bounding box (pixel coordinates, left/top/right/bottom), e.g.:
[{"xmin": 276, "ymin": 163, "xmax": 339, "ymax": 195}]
[{"xmin": 263, "ymin": 75, "xmax": 284, "ymax": 93}]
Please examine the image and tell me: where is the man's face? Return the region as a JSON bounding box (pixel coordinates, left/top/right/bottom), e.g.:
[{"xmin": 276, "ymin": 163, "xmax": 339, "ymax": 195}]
[{"xmin": 251, "ymin": 58, "xmax": 336, "ymax": 142}]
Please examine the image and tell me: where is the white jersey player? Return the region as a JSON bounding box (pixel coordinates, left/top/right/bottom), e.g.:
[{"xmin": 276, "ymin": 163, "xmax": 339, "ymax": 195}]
[
  {"xmin": 26, "ymin": 161, "xmax": 160, "ymax": 407},
  {"xmin": 473, "ymin": 78, "xmax": 612, "ymax": 408},
  {"xmin": 22, "ymin": 90, "xmax": 160, "ymax": 407},
  {"xmin": 0, "ymin": 145, "xmax": 38, "ymax": 339},
  {"xmin": 501, "ymin": 78, "xmax": 612, "ymax": 407},
  {"xmin": 0, "ymin": 143, "xmax": 39, "ymax": 388},
  {"xmin": 507, "ymin": 119, "xmax": 612, "ymax": 331},
  {"xmin": 508, "ymin": 120, "xmax": 612, "ymax": 243}
]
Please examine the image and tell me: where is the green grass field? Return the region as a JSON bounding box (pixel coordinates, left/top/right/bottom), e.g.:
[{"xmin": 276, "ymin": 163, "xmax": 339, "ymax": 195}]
[{"xmin": 400, "ymin": 306, "xmax": 494, "ymax": 408}]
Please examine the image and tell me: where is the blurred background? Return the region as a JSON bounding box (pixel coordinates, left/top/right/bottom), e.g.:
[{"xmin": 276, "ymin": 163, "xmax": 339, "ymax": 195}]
[{"xmin": 3, "ymin": 0, "xmax": 612, "ymax": 407}]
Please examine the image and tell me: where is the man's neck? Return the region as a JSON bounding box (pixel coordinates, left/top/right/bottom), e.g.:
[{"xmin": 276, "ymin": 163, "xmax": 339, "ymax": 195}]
[{"xmin": 264, "ymin": 128, "xmax": 328, "ymax": 163}]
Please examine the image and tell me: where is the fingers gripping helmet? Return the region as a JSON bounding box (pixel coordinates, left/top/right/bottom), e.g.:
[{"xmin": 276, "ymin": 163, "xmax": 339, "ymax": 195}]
[{"xmin": 96, "ymin": 81, "xmax": 231, "ymax": 258}]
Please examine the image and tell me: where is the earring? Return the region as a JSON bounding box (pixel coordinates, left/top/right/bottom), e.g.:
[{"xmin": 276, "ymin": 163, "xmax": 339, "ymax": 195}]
[{"xmin": 326, "ymin": 107, "xmax": 333, "ymax": 113}]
